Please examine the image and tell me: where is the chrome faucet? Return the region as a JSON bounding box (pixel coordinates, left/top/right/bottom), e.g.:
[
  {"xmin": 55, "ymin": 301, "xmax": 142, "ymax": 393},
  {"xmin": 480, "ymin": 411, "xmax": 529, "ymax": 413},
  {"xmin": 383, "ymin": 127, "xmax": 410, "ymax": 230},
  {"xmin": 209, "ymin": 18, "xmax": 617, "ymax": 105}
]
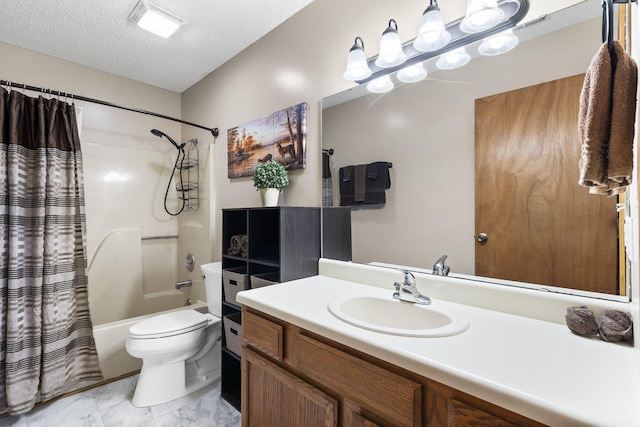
[
  {"xmin": 433, "ymin": 255, "xmax": 450, "ymax": 276},
  {"xmin": 175, "ymin": 279, "xmax": 192, "ymax": 289},
  {"xmin": 393, "ymin": 270, "xmax": 431, "ymax": 305}
]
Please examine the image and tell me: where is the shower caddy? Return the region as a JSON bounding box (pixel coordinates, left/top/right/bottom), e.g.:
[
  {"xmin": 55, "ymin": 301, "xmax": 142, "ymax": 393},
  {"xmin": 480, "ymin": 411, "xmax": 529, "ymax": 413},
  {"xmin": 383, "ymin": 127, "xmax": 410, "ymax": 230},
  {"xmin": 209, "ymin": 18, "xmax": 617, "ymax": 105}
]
[{"xmin": 176, "ymin": 139, "xmax": 199, "ymax": 211}]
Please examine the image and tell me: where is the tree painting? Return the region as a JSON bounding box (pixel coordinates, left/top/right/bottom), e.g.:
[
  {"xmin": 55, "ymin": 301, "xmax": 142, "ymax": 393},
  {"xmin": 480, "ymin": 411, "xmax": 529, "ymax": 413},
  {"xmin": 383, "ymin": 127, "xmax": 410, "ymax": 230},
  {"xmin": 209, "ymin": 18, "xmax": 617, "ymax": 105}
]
[{"xmin": 227, "ymin": 102, "xmax": 307, "ymax": 178}]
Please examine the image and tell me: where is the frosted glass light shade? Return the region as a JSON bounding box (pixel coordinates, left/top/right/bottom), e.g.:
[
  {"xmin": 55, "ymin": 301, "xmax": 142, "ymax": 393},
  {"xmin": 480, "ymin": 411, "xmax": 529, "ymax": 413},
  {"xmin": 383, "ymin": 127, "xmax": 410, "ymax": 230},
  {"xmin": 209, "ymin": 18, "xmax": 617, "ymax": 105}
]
[
  {"xmin": 343, "ymin": 37, "xmax": 372, "ymax": 81},
  {"xmin": 460, "ymin": 0, "xmax": 504, "ymax": 33},
  {"xmin": 436, "ymin": 47, "xmax": 471, "ymax": 70},
  {"xmin": 375, "ymin": 19, "xmax": 407, "ymax": 68},
  {"xmin": 397, "ymin": 63, "xmax": 427, "ymax": 83},
  {"xmin": 367, "ymin": 75, "xmax": 394, "ymax": 93},
  {"xmin": 413, "ymin": 2, "xmax": 451, "ymax": 52},
  {"xmin": 479, "ymin": 29, "xmax": 519, "ymax": 56}
]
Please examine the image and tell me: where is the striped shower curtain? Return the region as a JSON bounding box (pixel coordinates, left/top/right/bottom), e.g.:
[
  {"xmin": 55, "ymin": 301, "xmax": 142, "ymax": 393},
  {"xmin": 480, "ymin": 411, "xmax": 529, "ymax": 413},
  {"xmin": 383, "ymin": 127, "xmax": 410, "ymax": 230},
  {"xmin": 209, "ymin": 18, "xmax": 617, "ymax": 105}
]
[{"xmin": 0, "ymin": 87, "xmax": 102, "ymax": 415}]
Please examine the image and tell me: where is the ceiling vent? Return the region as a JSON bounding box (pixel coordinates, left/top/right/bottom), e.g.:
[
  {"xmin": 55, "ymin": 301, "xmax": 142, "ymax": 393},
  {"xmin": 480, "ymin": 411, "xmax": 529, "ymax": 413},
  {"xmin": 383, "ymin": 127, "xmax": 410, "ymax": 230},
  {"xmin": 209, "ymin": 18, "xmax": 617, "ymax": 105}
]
[{"xmin": 128, "ymin": 1, "xmax": 186, "ymax": 38}]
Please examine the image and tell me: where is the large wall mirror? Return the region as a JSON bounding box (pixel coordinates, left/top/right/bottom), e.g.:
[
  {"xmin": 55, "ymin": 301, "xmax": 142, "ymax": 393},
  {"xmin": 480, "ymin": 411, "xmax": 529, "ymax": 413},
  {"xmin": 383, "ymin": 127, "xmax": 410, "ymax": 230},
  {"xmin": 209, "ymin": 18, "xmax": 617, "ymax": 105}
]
[{"xmin": 321, "ymin": 1, "xmax": 631, "ymax": 300}]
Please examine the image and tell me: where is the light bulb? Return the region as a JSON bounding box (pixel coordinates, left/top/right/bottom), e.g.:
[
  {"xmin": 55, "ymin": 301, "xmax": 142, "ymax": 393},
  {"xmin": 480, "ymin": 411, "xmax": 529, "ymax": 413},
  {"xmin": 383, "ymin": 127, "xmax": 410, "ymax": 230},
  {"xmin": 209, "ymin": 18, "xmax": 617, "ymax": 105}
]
[
  {"xmin": 397, "ymin": 63, "xmax": 427, "ymax": 83},
  {"xmin": 436, "ymin": 47, "xmax": 471, "ymax": 70},
  {"xmin": 343, "ymin": 37, "xmax": 372, "ymax": 81},
  {"xmin": 367, "ymin": 75, "xmax": 394, "ymax": 93},
  {"xmin": 413, "ymin": 1, "xmax": 451, "ymax": 52},
  {"xmin": 479, "ymin": 29, "xmax": 519, "ymax": 56},
  {"xmin": 460, "ymin": 0, "xmax": 504, "ymax": 33},
  {"xmin": 375, "ymin": 19, "xmax": 407, "ymax": 68}
]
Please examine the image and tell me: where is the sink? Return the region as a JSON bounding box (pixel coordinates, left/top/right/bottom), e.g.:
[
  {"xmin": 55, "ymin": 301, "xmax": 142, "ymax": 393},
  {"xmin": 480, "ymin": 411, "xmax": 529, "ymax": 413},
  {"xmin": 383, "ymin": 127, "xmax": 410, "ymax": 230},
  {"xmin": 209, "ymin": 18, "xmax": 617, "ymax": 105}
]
[{"xmin": 327, "ymin": 295, "xmax": 469, "ymax": 337}]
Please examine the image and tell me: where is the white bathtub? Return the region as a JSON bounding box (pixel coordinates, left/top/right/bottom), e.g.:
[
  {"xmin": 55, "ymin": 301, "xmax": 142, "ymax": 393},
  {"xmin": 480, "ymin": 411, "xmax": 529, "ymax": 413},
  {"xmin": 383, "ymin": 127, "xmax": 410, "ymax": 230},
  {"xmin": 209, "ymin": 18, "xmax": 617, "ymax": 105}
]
[{"xmin": 92, "ymin": 301, "xmax": 208, "ymax": 380}]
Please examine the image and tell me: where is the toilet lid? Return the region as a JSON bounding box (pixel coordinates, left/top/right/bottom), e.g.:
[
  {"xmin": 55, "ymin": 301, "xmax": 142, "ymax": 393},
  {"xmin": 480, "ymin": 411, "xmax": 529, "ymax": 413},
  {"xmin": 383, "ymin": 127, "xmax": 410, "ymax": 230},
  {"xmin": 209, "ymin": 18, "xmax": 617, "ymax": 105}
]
[{"xmin": 129, "ymin": 310, "xmax": 210, "ymax": 339}]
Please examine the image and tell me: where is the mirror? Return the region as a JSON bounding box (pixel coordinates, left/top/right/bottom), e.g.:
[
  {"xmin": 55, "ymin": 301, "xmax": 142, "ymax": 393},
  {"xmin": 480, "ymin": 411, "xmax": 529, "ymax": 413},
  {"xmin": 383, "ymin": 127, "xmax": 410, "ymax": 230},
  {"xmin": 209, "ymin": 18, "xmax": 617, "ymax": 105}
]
[{"xmin": 321, "ymin": 1, "xmax": 630, "ymax": 300}]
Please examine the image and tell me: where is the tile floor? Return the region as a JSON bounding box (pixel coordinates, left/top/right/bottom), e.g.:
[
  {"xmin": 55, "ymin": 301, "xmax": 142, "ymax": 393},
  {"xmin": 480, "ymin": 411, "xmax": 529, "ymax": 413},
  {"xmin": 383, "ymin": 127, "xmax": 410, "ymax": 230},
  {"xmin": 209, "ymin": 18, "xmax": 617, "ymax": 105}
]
[{"xmin": 0, "ymin": 375, "xmax": 241, "ymax": 427}]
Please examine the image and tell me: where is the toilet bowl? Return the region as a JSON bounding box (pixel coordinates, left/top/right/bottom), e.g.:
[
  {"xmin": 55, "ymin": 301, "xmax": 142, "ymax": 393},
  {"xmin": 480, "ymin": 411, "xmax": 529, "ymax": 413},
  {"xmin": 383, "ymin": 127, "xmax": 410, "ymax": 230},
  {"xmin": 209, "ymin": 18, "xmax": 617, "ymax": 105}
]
[{"xmin": 126, "ymin": 262, "xmax": 223, "ymax": 407}]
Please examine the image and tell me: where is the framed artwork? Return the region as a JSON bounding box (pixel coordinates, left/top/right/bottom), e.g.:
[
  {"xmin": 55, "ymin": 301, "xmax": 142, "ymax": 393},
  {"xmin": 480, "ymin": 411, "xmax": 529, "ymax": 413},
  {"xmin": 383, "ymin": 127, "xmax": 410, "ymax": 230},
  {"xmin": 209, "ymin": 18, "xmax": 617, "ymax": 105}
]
[{"xmin": 227, "ymin": 102, "xmax": 307, "ymax": 178}]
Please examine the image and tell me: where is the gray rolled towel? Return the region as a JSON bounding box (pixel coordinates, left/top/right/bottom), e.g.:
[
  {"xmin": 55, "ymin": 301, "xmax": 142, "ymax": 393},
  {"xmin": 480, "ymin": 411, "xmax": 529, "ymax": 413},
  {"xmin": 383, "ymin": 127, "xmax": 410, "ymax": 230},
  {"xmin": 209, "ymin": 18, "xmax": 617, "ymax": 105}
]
[
  {"xmin": 565, "ymin": 306, "xmax": 598, "ymax": 336},
  {"xmin": 599, "ymin": 310, "xmax": 633, "ymax": 342}
]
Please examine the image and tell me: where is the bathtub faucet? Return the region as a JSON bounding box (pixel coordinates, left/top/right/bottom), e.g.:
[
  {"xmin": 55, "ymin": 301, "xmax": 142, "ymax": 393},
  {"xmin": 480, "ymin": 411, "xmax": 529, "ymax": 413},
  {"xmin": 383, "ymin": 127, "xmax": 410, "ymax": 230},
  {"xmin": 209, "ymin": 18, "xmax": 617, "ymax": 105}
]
[{"xmin": 175, "ymin": 279, "xmax": 192, "ymax": 289}]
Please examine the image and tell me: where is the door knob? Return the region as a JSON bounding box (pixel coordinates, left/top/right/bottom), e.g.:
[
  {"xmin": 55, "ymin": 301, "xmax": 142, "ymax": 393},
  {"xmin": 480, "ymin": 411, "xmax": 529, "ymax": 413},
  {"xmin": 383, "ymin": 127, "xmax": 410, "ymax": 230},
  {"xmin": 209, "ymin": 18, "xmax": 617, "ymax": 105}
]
[{"xmin": 477, "ymin": 233, "xmax": 489, "ymax": 243}]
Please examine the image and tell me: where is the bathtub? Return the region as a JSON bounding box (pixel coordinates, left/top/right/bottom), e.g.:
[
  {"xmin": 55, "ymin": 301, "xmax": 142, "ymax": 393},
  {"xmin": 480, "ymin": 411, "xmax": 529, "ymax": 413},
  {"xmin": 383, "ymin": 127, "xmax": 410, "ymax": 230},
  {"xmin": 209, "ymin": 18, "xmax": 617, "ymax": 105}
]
[{"xmin": 92, "ymin": 301, "xmax": 208, "ymax": 380}]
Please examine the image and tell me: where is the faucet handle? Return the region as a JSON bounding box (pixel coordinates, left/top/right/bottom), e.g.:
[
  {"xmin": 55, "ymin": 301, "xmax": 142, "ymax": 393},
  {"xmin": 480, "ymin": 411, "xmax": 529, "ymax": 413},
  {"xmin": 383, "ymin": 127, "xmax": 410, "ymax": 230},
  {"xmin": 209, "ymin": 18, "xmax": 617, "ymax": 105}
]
[{"xmin": 401, "ymin": 270, "xmax": 416, "ymax": 286}]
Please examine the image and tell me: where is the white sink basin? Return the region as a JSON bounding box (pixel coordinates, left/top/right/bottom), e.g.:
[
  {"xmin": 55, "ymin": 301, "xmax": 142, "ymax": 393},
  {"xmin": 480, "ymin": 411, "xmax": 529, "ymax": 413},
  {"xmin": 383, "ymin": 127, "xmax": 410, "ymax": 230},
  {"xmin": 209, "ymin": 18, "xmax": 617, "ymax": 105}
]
[{"xmin": 327, "ymin": 295, "xmax": 469, "ymax": 337}]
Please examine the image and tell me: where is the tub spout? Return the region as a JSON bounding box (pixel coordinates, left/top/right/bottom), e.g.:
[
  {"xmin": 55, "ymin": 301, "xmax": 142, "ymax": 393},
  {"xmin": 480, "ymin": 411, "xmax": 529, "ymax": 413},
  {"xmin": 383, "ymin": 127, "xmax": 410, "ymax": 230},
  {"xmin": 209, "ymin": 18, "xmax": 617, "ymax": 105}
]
[{"xmin": 176, "ymin": 279, "xmax": 192, "ymax": 289}]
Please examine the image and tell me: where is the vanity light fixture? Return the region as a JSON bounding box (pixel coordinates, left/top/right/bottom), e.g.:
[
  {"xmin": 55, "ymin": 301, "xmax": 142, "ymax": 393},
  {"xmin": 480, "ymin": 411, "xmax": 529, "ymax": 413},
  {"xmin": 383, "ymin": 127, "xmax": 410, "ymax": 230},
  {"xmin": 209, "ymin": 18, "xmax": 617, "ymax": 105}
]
[
  {"xmin": 128, "ymin": 0, "xmax": 186, "ymax": 39},
  {"xmin": 343, "ymin": 0, "xmax": 529, "ymax": 93},
  {"xmin": 375, "ymin": 20, "xmax": 407, "ymax": 68}
]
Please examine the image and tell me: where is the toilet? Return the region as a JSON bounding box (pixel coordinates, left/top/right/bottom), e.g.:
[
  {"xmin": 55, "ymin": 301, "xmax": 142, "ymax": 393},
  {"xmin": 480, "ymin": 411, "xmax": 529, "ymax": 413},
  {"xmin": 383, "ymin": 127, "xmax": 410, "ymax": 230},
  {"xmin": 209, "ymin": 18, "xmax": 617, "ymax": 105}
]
[{"xmin": 126, "ymin": 262, "xmax": 222, "ymax": 407}]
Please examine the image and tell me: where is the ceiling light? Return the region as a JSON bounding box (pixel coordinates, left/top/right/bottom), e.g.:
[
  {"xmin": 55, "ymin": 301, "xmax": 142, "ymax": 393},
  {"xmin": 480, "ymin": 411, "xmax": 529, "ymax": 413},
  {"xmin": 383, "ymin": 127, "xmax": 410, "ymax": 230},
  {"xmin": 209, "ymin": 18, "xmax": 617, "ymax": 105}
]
[
  {"xmin": 479, "ymin": 29, "xmax": 519, "ymax": 56},
  {"xmin": 413, "ymin": 0, "xmax": 451, "ymax": 52},
  {"xmin": 436, "ymin": 47, "xmax": 471, "ymax": 70},
  {"xmin": 375, "ymin": 19, "xmax": 407, "ymax": 68},
  {"xmin": 128, "ymin": 0, "xmax": 186, "ymax": 38},
  {"xmin": 343, "ymin": 37, "xmax": 372, "ymax": 81},
  {"xmin": 460, "ymin": 0, "xmax": 504, "ymax": 33}
]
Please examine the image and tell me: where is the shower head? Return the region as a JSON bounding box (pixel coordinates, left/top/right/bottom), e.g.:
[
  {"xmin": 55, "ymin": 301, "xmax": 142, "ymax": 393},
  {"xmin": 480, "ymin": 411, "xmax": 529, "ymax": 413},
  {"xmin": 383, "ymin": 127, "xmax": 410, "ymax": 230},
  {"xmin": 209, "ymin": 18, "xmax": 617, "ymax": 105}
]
[{"xmin": 150, "ymin": 129, "xmax": 183, "ymax": 150}]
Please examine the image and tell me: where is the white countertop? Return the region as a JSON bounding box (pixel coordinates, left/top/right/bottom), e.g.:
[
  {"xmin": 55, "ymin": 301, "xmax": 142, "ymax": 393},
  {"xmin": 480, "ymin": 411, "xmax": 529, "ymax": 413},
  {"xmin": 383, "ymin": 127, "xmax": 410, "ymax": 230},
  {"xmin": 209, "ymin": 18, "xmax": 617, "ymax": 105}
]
[{"xmin": 236, "ymin": 262, "xmax": 640, "ymax": 427}]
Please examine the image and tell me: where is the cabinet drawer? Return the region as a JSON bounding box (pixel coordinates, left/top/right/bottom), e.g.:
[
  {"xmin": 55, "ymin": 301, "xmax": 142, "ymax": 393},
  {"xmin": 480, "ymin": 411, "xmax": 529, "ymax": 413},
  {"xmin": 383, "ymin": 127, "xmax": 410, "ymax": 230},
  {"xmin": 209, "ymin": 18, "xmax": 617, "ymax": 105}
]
[
  {"xmin": 242, "ymin": 310, "xmax": 284, "ymax": 362},
  {"xmin": 295, "ymin": 333, "xmax": 421, "ymax": 427}
]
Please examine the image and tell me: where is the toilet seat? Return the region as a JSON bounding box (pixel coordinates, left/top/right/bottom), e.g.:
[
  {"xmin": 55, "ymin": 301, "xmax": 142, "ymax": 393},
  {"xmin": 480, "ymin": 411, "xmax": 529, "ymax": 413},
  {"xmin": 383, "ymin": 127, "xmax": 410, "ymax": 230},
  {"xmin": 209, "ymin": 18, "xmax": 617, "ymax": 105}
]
[{"xmin": 129, "ymin": 309, "xmax": 211, "ymax": 339}]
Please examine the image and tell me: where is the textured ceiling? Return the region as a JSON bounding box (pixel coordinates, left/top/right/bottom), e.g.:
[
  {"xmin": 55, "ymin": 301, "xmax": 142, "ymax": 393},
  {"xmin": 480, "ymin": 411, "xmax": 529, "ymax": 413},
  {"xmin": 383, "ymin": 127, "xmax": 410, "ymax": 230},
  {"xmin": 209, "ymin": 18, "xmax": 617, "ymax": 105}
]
[{"xmin": 0, "ymin": 0, "xmax": 314, "ymax": 93}]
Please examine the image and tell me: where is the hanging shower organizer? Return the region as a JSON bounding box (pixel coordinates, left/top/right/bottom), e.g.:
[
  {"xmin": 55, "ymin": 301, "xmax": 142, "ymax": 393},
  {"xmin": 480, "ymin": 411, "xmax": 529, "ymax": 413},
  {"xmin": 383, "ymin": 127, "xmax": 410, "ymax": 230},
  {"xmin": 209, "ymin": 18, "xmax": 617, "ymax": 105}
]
[{"xmin": 176, "ymin": 138, "xmax": 200, "ymax": 211}]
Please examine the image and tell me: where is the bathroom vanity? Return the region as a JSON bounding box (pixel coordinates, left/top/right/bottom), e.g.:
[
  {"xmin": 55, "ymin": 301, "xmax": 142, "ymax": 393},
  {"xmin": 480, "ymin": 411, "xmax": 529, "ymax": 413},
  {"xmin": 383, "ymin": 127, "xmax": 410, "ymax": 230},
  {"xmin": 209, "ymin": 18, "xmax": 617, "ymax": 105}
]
[{"xmin": 236, "ymin": 259, "xmax": 640, "ymax": 427}]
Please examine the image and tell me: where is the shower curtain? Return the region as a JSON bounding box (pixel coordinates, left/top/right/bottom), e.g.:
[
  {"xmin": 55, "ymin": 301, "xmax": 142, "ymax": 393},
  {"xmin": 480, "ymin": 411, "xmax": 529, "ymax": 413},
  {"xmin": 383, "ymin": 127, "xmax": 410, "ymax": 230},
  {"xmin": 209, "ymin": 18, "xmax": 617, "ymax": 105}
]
[{"xmin": 0, "ymin": 87, "xmax": 102, "ymax": 415}]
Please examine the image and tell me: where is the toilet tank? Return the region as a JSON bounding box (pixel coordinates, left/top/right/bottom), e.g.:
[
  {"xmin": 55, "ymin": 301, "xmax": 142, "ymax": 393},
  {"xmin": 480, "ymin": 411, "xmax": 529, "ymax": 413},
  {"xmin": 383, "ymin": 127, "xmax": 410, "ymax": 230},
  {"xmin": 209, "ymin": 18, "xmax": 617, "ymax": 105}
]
[{"xmin": 200, "ymin": 262, "xmax": 222, "ymax": 317}]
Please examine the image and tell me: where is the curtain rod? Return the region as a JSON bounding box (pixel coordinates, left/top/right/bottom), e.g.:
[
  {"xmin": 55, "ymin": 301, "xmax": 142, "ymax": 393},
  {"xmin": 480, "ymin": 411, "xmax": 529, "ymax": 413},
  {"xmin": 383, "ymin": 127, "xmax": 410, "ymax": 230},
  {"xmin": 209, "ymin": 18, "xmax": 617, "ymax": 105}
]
[{"xmin": 0, "ymin": 79, "xmax": 219, "ymax": 137}]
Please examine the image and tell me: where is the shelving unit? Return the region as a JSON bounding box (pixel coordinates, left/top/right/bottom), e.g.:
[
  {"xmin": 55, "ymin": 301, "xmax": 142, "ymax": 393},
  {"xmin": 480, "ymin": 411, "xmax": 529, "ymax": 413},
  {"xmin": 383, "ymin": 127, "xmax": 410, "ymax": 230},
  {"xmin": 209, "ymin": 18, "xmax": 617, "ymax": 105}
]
[{"xmin": 220, "ymin": 207, "xmax": 322, "ymax": 410}]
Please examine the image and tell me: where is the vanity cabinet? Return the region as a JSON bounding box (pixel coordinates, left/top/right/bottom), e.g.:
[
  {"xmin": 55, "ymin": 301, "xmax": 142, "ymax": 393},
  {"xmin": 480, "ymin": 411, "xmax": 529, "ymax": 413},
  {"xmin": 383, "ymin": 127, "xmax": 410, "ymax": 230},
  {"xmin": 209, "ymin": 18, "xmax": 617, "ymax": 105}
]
[
  {"xmin": 221, "ymin": 207, "xmax": 322, "ymax": 410},
  {"xmin": 241, "ymin": 308, "xmax": 547, "ymax": 427}
]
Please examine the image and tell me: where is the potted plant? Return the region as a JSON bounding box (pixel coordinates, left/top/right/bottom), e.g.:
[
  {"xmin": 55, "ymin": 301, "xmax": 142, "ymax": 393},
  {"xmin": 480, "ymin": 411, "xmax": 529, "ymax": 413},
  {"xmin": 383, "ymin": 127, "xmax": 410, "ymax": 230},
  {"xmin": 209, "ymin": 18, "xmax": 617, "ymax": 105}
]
[{"xmin": 252, "ymin": 160, "xmax": 290, "ymax": 206}]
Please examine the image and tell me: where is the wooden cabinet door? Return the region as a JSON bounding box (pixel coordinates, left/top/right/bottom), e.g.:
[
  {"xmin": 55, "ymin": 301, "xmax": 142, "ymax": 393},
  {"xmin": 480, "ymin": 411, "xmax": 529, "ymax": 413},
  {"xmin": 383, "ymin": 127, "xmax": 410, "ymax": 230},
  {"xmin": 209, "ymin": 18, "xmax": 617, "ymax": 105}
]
[{"xmin": 242, "ymin": 348, "xmax": 338, "ymax": 427}]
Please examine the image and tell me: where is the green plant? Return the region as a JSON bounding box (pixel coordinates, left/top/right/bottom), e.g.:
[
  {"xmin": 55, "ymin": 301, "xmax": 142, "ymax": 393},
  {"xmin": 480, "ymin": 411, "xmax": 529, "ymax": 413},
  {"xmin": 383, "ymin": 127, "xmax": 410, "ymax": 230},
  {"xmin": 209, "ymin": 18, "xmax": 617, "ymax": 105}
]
[{"xmin": 252, "ymin": 160, "xmax": 290, "ymax": 191}]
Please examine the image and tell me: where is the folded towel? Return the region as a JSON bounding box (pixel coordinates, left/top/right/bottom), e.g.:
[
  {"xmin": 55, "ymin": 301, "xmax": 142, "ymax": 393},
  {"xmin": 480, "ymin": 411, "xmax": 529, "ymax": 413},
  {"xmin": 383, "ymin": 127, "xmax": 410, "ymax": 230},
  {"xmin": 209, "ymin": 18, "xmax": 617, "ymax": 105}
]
[
  {"xmin": 604, "ymin": 41, "xmax": 637, "ymax": 194},
  {"xmin": 339, "ymin": 165, "xmax": 355, "ymax": 206},
  {"xmin": 322, "ymin": 151, "xmax": 332, "ymax": 179},
  {"xmin": 228, "ymin": 234, "xmax": 245, "ymax": 256},
  {"xmin": 599, "ymin": 309, "xmax": 633, "ymax": 342},
  {"xmin": 364, "ymin": 162, "xmax": 392, "ymax": 204},
  {"xmin": 354, "ymin": 164, "xmax": 367, "ymax": 202},
  {"xmin": 578, "ymin": 43, "xmax": 612, "ymax": 189},
  {"xmin": 565, "ymin": 306, "xmax": 598, "ymax": 336},
  {"xmin": 240, "ymin": 235, "xmax": 248, "ymax": 258}
]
